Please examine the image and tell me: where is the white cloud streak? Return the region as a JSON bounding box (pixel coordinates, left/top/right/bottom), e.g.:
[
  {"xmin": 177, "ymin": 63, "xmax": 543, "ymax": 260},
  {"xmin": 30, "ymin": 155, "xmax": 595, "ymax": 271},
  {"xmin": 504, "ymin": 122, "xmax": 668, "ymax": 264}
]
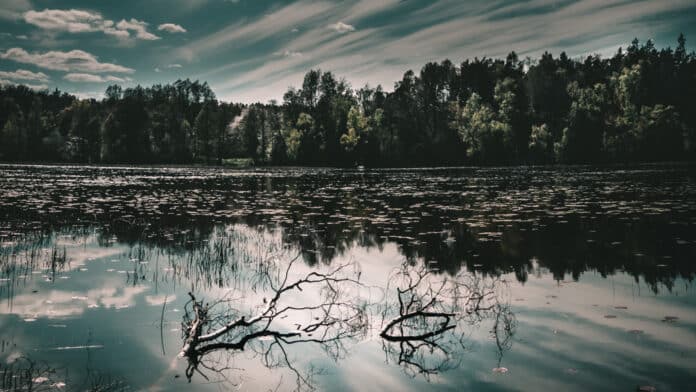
[
  {"xmin": 0, "ymin": 0, "xmax": 31, "ymax": 21},
  {"xmin": 23, "ymin": 9, "xmax": 160, "ymax": 40},
  {"xmin": 0, "ymin": 79, "xmax": 49, "ymax": 90},
  {"xmin": 115, "ymin": 18, "xmax": 160, "ymax": 40},
  {"xmin": 175, "ymin": 1, "xmax": 336, "ymax": 59},
  {"xmin": 0, "ymin": 48, "xmax": 135, "ymax": 73},
  {"xmin": 0, "ymin": 69, "xmax": 50, "ymax": 82},
  {"xmin": 63, "ymin": 73, "xmax": 130, "ymax": 83},
  {"xmin": 158, "ymin": 23, "xmax": 187, "ymax": 33},
  {"xmin": 198, "ymin": 0, "xmax": 695, "ymax": 103},
  {"xmin": 327, "ymin": 21, "xmax": 355, "ymax": 33}
]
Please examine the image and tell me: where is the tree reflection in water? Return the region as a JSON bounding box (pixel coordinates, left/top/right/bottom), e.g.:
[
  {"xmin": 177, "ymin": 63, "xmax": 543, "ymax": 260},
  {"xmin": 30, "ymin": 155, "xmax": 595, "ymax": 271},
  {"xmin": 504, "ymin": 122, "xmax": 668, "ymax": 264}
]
[
  {"xmin": 179, "ymin": 249, "xmax": 515, "ymax": 389},
  {"xmin": 379, "ymin": 262, "xmax": 515, "ymax": 379},
  {"xmin": 179, "ymin": 254, "xmax": 368, "ymax": 390}
]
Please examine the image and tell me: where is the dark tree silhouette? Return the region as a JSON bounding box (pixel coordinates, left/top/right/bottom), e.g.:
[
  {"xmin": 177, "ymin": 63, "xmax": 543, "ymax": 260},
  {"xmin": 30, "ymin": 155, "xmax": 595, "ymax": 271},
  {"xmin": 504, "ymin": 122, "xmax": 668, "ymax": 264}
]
[{"xmin": 0, "ymin": 35, "xmax": 695, "ymax": 166}]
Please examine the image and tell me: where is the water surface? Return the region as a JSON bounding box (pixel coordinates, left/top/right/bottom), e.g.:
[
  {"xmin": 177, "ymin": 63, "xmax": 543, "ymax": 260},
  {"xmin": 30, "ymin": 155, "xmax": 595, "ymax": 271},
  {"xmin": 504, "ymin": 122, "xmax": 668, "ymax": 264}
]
[{"xmin": 1, "ymin": 164, "xmax": 695, "ymax": 391}]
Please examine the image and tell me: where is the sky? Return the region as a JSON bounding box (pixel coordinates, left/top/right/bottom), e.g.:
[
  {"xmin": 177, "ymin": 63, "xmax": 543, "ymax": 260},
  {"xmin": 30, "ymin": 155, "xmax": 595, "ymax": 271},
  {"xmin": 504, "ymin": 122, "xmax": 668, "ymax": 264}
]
[{"xmin": 0, "ymin": 0, "xmax": 695, "ymax": 103}]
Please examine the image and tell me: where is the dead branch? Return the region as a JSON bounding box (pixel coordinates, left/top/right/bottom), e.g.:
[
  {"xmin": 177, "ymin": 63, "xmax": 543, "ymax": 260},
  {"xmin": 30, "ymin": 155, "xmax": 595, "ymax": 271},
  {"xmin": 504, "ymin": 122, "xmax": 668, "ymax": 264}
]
[
  {"xmin": 179, "ymin": 255, "xmax": 367, "ymax": 390},
  {"xmin": 379, "ymin": 262, "xmax": 514, "ymax": 379}
]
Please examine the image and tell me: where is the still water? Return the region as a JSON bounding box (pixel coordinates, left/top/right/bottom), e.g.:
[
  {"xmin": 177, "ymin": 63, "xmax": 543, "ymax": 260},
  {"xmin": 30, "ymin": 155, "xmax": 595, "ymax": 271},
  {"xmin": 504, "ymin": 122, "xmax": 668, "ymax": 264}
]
[{"xmin": 0, "ymin": 164, "xmax": 695, "ymax": 391}]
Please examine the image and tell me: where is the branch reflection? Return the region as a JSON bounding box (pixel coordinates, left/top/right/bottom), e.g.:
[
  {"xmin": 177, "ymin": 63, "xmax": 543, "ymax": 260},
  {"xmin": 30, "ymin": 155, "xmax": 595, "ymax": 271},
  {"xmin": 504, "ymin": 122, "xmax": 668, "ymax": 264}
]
[
  {"xmin": 179, "ymin": 255, "xmax": 367, "ymax": 390},
  {"xmin": 379, "ymin": 262, "xmax": 515, "ymax": 379}
]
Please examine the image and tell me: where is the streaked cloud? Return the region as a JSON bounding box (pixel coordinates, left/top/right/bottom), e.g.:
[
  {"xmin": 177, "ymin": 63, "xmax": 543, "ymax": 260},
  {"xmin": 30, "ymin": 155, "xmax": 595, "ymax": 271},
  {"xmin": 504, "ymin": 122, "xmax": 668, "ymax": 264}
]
[
  {"xmin": 277, "ymin": 50, "xmax": 303, "ymax": 58},
  {"xmin": 1, "ymin": 0, "xmax": 694, "ymax": 102},
  {"xmin": 63, "ymin": 73, "xmax": 130, "ymax": 83},
  {"xmin": 175, "ymin": 1, "xmax": 336, "ymax": 59},
  {"xmin": 0, "ymin": 69, "xmax": 50, "ymax": 82},
  {"xmin": 193, "ymin": 0, "xmax": 696, "ymax": 102},
  {"xmin": 115, "ymin": 18, "xmax": 159, "ymax": 40},
  {"xmin": 0, "ymin": 0, "xmax": 31, "ymax": 21},
  {"xmin": 23, "ymin": 9, "xmax": 160, "ymax": 40},
  {"xmin": 158, "ymin": 23, "xmax": 187, "ymax": 33},
  {"xmin": 0, "ymin": 79, "xmax": 49, "ymax": 90},
  {"xmin": 327, "ymin": 21, "xmax": 355, "ymax": 33},
  {"xmin": 0, "ymin": 47, "xmax": 135, "ymax": 73}
]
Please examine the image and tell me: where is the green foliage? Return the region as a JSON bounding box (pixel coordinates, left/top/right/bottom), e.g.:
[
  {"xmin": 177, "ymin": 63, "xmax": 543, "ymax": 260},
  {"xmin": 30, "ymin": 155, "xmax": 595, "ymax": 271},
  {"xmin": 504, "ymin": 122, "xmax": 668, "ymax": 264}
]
[
  {"xmin": 340, "ymin": 106, "xmax": 367, "ymax": 152},
  {"xmin": 221, "ymin": 158, "xmax": 254, "ymax": 167},
  {"xmin": 528, "ymin": 124, "xmax": 553, "ymax": 163},
  {"xmin": 557, "ymin": 82, "xmax": 609, "ymax": 162},
  {"xmin": 451, "ymin": 93, "xmax": 512, "ymax": 164}
]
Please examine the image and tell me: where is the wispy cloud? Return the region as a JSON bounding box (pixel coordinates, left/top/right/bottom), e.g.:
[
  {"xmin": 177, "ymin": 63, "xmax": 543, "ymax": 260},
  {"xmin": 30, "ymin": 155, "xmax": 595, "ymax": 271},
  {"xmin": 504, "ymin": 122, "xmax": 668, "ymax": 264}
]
[
  {"xmin": 158, "ymin": 23, "xmax": 187, "ymax": 33},
  {"xmin": 201, "ymin": 0, "xmax": 696, "ymax": 102},
  {"xmin": 0, "ymin": 69, "xmax": 50, "ymax": 82},
  {"xmin": 115, "ymin": 18, "xmax": 159, "ymax": 40},
  {"xmin": 2, "ymin": 0, "xmax": 694, "ymax": 103},
  {"xmin": 0, "ymin": 0, "xmax": 31, "ymax": 21},
  {"xmin": 277, "ymin": 50, "xmax": 303, "ymax": 58},
  {"xmin": 63, "ymin": 73, "xmax": 130, "ymax": 83},
  {"xmin": 23, "ymin": 9, "xmax": 160, "ymax": 40},
  {"xmin": 175, "ymin": 1, "xmax": 336, "ymax": 59},
  {"xmin": 0, "ymin": 79, "xmax": 49, "ymax": 90},
  {"xmin": 1, "ymin": 48, "xmax": 134, "ymax": 73},
  {"xmin": 327, "ymin": 21, "xmax": 355, "ymax": 33}
]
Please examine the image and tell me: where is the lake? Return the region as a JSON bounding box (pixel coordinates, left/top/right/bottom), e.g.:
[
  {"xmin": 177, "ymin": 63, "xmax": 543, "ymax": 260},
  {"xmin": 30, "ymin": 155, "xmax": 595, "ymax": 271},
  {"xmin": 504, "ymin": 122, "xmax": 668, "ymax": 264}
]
[{"xmin": 1, "ymin": 163, "xmax": 695, "ymax": 391}]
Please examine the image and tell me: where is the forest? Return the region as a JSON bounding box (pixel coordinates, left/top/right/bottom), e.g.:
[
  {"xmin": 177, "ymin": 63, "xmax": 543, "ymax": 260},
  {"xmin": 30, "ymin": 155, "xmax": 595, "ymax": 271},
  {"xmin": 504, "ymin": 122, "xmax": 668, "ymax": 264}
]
[{"xmin": 1, "ymin": 35, "xmax": 695, "ymax": 166}]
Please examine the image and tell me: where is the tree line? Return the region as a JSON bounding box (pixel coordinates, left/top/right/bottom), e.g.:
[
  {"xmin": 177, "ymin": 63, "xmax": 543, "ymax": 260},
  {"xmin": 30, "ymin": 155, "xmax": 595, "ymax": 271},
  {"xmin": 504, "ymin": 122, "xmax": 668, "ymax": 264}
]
[{"xmin": 1, "ymin": 35, "xmax": 695, "ymax": 166}]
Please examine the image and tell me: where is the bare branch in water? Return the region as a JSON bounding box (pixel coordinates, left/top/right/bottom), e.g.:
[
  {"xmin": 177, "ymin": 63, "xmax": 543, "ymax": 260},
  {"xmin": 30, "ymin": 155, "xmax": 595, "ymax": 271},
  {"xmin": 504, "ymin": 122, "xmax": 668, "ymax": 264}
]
[
  {"xmin": 179, "ymin": 254, "xmax": 367, "ymax": 390},
  {"xmin": 379, "ymin": 262, "xmax": 515, "ymax": 379}
]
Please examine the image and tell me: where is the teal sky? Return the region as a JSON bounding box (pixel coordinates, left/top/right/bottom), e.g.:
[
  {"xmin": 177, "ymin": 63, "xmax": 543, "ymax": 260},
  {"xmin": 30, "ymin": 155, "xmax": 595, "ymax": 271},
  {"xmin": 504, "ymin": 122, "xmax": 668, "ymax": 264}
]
[{"xmin": 1, "ymin": 0, "xmax": 695, "ymax": 103}]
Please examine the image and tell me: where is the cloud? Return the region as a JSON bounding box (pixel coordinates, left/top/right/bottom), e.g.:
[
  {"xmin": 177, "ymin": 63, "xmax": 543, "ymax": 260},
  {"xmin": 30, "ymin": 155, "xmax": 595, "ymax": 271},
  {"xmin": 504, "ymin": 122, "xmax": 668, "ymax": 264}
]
[
  {"xmin": 73, "ymin": 90, "xmax": 105, "ymax": 100},
  {"xmin": 1, "ymin": 48, "xmax": 135, "ymax": 73},
  {"xmin": 175, "ymin": 1, "xmax": 335, "ymax": 58},
  {"xmin": 209, "ymin": 0, "xmax": 696, "ymax": 103},
  {"xmin": 166, "ymin": 63, "xmax": 183, "ymax": 68},
  {"xmin": 158, "ymin": 23, "xmax": 187, "ymax": 33},
  {"xmin": 0, "ymin": 0, "xmax": 31, "ymax": 21},
  {"xmin": 115, "ymin": 18, "xmax": 160, "ymax": 40},
  {"xmin": 277, "ymin": 50, "xmax": 303, "ymax": 58},
  {"xmin": 0, "ymin": 79, "xmax": 49, "ymax": 91},
  {"xmin": 0, "ymin": 69, "xmax": 50, "ymax": 82},
  {"xmin": 327, "ymin": 21, "xmax": 355, "ymax": 33},
  {"xmin": 24, "ymin": 9, "xmax": 106, "ymax": 33},
  {"xmin": 63, "ymin": 73, "xmax": 130, "ymax": 83},
  {"xmin": 23, "ymin": 9, "xmax": 160, "ymax": 40}
]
